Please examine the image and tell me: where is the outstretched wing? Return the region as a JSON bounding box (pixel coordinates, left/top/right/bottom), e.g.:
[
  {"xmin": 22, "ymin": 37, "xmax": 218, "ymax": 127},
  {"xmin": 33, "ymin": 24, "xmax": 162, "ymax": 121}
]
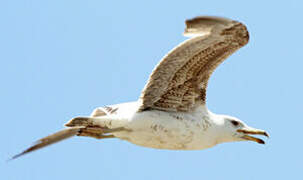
[
  {"xmin": 139, "ymin": 16, "xmax": 249, "ymax": 112},
  {"xmin": 11, "ymin": 127, "xmax": 80, "ymax": 160}
]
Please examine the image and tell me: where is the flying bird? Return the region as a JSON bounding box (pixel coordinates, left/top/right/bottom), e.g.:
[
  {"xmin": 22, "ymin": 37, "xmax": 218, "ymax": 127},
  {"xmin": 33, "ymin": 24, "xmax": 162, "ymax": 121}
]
[{"xmin": 12, "ymin": 16, "xmax": 268, "ymax": 160}]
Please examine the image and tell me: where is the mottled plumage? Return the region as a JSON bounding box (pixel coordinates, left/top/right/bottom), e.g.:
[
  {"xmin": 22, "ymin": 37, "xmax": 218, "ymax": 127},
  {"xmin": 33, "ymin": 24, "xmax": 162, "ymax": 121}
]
[
  {"xmin": 12, "ymin": 16, "xmax": 268, "ymax": 160},
  {"xmin": 139, "ymin": 16, "xmax": 248, "ymax": 112}
]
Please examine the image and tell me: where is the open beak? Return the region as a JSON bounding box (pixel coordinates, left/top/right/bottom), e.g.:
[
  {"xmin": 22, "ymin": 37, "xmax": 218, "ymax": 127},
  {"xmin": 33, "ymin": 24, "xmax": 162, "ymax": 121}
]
[{"xmin": 237, "ymin": 128, "xmax": 269, "ymax": 144}]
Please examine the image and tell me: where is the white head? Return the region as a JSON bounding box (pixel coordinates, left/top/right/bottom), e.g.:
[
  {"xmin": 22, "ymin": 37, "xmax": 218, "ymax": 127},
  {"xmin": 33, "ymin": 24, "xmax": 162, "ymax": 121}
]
[{"xmin": 214, "ymin": 114, "xmax": 269, "ymax": 144}]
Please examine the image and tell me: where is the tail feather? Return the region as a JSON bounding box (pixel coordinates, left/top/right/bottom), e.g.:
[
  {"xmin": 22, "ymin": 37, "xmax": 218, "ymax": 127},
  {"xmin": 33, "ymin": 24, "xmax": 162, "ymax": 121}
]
[
  {"xmin": 10, "ymin": 127, "xmax": 81, "ymax": 160},
  {"xmin": 65, "ymin": 117, "xmax": 93, "ymax": 127}
]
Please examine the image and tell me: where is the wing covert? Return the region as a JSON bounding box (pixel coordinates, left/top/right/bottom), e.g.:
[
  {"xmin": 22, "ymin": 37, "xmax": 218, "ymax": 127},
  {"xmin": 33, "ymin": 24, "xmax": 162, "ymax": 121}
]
[{"xmin": 139, "ymin": 16, "xmax": 249, "ymax": 112}]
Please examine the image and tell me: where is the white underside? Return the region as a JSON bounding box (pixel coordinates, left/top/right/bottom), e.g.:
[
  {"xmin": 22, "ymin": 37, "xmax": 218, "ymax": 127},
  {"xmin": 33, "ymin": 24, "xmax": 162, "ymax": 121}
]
[{"xmin": 90, "ymin": 101, "xmax": 221, "ymax": 150}]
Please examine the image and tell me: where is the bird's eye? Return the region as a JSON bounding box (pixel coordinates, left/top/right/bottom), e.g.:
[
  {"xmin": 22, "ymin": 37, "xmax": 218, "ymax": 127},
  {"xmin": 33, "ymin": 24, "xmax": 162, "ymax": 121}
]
[{"xmin": 231, "ymin": 120, "xmax": 239, "ymax": 126}]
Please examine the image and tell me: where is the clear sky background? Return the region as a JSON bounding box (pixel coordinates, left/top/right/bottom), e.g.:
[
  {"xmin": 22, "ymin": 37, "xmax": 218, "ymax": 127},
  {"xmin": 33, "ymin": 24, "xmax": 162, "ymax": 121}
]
[{"xmin": 1, "ymin": 0, "xmax": 302, "ymax": 179}]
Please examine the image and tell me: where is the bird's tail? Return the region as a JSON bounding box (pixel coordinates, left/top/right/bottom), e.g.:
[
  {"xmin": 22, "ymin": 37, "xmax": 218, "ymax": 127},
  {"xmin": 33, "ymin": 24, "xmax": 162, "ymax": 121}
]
[{"xmin": 65, "ymin": 116, "xmax": 95, "ymax": 127}]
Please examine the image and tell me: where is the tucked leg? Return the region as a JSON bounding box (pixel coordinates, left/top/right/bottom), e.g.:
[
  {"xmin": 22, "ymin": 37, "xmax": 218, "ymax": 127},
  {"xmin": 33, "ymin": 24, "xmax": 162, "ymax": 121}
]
[
  {"xmin": 78, "ymin": 131, "xmax": 115, "ymax": 139},
  {"xmin": 77, "ymin": 126, "xmax": 128, "ymax": 139}
]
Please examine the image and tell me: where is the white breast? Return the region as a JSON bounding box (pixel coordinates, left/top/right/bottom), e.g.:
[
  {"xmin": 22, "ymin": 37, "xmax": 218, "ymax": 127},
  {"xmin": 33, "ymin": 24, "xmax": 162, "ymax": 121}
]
[{"xmin": 108, "ymin": 104, "xmax": 219, "ymax": 150}]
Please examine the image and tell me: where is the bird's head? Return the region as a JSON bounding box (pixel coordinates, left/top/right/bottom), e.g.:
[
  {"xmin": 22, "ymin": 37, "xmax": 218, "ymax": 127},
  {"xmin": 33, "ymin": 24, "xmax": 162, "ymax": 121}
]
[{"xmin": 216, "ymin": 115, "xmax": 269, "ymax": 144}]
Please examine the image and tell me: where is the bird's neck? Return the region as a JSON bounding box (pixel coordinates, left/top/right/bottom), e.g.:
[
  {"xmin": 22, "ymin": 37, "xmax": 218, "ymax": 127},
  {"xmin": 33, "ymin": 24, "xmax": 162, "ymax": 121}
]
[{"xmin": 206, "ymin": 112, "xmax": 232, "ymax": 144}]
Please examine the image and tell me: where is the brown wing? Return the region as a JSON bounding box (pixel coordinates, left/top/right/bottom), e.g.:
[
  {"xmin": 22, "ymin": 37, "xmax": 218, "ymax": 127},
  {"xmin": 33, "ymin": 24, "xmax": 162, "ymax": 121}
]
[
  {"xmin": 11, "ymin": 127, "xmax": 80, "ymax": 160},
  {"xmin": 139, "ymin": 16, "xmax": 249, "ymax": 112}
]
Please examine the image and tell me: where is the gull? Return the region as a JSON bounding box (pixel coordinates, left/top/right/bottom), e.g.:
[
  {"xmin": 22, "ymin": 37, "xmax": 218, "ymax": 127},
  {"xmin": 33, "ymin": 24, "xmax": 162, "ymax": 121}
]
[{"xmin": 12, "ymin": 16, "xmax": 268, "ymax": 159}]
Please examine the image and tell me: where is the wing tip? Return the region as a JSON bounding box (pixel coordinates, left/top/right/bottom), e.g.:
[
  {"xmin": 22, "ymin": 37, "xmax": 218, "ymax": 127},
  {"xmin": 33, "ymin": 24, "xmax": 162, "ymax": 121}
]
[
  {"xmin": 184, "ymin": 15, "xmax": 249, "ymax": 46},
  {"xmin": 9, "ymin": 128, "xmax": 80, "ymax": 161},
  {"xmin": 8, "ymin": 141, "xmax": 41, "ymax": 161},
  {"xmin": 184, "ymin": 16, "xmax": 239, "ymax": 37},
  {"xmin": 9, "ymin": 151, "xmax": 28, "ymax": 161},
  {"xmin": 185, "ymin": 16, "xmax": 233, "ymax": 26}
]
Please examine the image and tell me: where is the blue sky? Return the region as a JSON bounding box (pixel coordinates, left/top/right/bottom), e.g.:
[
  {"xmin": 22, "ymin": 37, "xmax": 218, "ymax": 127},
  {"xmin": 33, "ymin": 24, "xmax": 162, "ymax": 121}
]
[{"xmin": 1, "ymin": 0, "xmax": 302, "ymax": 179}]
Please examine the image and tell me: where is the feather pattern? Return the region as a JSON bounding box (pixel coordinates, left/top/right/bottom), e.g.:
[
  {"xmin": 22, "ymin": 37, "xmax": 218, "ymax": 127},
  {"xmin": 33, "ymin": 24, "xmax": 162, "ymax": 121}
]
[{"xmin": 139, "ymin": 16, "xmax": 249, "ymax": 112}]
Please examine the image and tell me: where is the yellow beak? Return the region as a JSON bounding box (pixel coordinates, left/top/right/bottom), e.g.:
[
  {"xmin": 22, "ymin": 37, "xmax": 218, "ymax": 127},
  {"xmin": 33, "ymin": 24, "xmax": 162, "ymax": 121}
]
[{"xmin": 237, "ymin": 128, "xmax": 269, "ymax": 144}]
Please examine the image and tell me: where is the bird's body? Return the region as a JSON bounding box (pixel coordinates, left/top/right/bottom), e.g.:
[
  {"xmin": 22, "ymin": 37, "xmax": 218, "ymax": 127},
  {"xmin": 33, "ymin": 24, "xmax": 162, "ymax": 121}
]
[
  {"xmin": 13, "ymin": 16, "xmax": 268, "ymax": 159},
  {"xmin": 89, "ymin": 101, "xmax": 218, "ymax": 150}
]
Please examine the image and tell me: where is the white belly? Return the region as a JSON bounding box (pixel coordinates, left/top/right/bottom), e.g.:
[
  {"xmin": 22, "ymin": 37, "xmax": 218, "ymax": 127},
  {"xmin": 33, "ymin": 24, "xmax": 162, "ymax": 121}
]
[{"xmin": 112, "ymin": 110, "xmax": 217, "ymax": 150}]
